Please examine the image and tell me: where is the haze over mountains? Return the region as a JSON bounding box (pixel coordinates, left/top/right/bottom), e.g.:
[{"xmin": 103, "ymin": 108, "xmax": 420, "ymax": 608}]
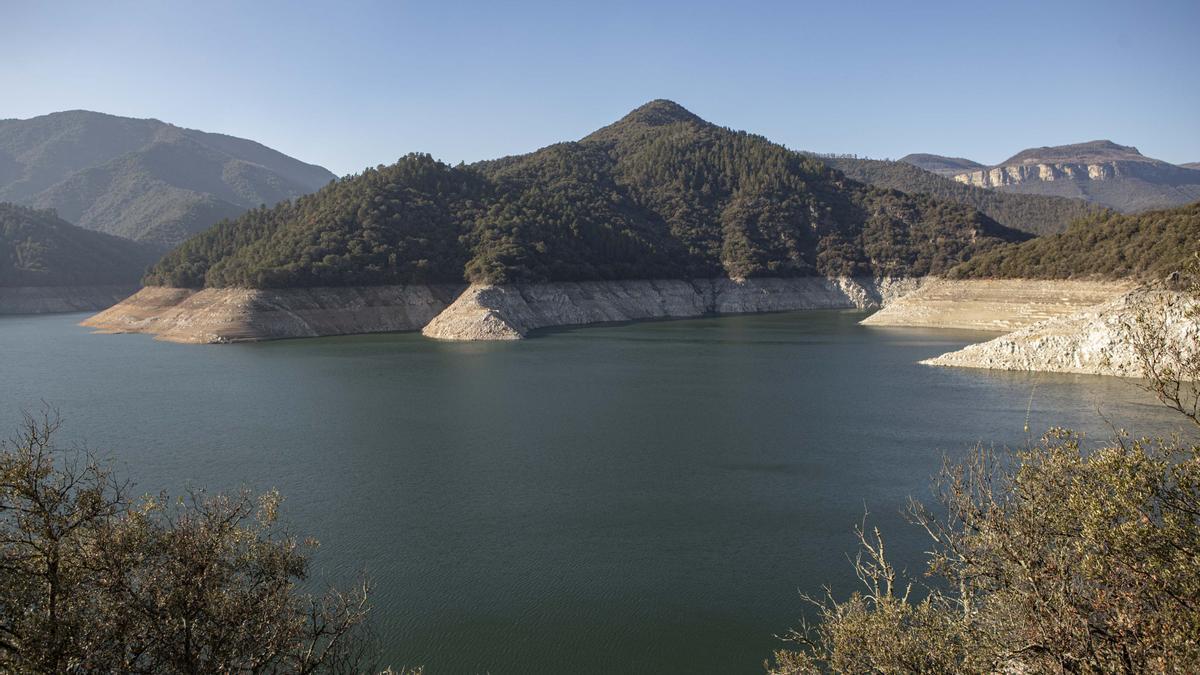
[
  {"xmin": 903, "ymin": 141, "xmax": 1200, "ymax": 213},
  {"xmin": 0, "ymin": 111, "xmax": 336, "ymax": 247}
]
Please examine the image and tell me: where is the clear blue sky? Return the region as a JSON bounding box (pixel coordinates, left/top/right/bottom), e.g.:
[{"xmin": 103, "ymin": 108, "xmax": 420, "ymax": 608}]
[{"xmin": 4, "ymin": 0, "xmax": 1198, "ymax": 176}]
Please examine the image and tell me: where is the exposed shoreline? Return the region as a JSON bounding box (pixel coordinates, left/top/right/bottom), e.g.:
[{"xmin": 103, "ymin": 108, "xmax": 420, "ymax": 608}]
[
  {"xmin": 81, "ymin": 285, "xmax": 463, "ymax": 343},
  {"xmin": 421, "ymin": 277, "xmax": 922, "ymax": 341},
  {"xmin": 922, "ymin": 287, "xmax": 1198, "ymax": 378},
  {"xmin": 78, "ymin": 276, "xmax": 1192, "ymax": 380}
]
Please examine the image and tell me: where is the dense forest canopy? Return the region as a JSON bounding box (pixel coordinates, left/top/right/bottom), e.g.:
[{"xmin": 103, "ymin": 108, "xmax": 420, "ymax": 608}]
[
  {"xmin": 0, "ymin": 202, "xmax": 160, "ymax": 287},
  {"xmin": 951, "ymin": 201, "xmax": 1200, "ymax": 279},
  {"xmin": 815, "ymin": 155, "xmax": 1099, "ymax": 235},
  {"xmin": 146, "ymin": 101, "xmax": 1029, "ymax": 289}
]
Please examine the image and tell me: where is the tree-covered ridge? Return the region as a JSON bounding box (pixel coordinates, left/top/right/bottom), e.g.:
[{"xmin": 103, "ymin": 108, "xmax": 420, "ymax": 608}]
[
  {"xmin": 815, "ymin": 155, "xmax": 1100, "ymax": 235},
  {"xmin": 951, "ymin": 201, "xmax": 1200, "ymax": 279},
  {"xmin": 0, "ymin": 202, "xmax": 160, "ymax": 287},
  {"xmin": 146, "ymin": 101, "xmax": 1029, "ymax": 289}
]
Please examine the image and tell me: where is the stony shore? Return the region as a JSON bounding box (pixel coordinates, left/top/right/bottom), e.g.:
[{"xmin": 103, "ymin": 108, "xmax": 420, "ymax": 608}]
[
  {"xmin": 0, "ymin": 286, "xmax": 138, "ymax": 315},
  {"xmin": 83, "ymin": 277, "xmax": 922, "ymax": 343},
  {"xmin": 922, "ymin": 287, "xmax": 1198, "ymax": 378},
  {"xmin": 81, "ymin": 278, "xmax": 1195, "ymax": 381},
  {"xmin": 421, "ymin": 277, "xmax": 922, "ymax": 340},
  {"xmin": 81, "ymin": 285, "xmax": 463, "ymax": 343},
  {"xmin": 861, "ymin": 278, "xmax": 1132, "ymax": 331}
]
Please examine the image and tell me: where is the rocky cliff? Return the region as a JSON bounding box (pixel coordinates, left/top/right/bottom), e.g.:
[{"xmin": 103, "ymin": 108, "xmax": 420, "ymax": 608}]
[
  {"xmin": 922, "ymin": 288, "xmax": 1199, "ymax": 378},
  {"xmin": 82, "ymin": 285, "xmax": 462, "ymax": 343},
  {"xmin": 421, "ymin": 277, "xmax": 923, "ymax": 340},
  {"xmin": 0, "ymin": 285, "xmax": 137, "ymax": 315},
  {"xmin": 860, "ymin": 279, "xmax": 1131, "ymax": 331},
  {"xmin": 949, "ymin": 141, "xmax": 1200, "ymax": 212}
]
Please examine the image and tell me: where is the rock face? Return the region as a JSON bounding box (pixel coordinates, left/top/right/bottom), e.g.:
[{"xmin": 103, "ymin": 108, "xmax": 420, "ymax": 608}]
[
  {"xmin": 922, "ymin": 288, "xmax": 1199, "ymax": 378},
  {"xmin": 861, "ymin": 279, "xmax": 1132, "ymax": 332},
  {"xmin": 0, "ymin": 285, "xmax": 137, "ymax": 315},
  {"xmin": 82, "ymin": 285, "xmax": 462, "ymax": 343},
  {"xmin": 950, "ymin": 141, "xmax": 1200, "ymax": 212},
  {"xmin": 421, "ymin": 277, "xmax": 922, "ymax": 341}
]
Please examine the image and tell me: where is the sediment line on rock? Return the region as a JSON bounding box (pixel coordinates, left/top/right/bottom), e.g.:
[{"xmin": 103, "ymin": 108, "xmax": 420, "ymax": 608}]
[
  {"xmin": 82, "ymin": 285, "xmax": 463, "ymax": 343},
  {"xmin": 421, "ymin": 277, "xmax": 915, "ymax": 341},
  {"xmin": 861, "ymin": 278, "xmax": 1132, "ymax": 332}
]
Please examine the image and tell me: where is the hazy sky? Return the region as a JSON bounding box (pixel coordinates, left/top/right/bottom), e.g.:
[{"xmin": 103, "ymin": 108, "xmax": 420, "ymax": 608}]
[{"xmin": 4, "ymin": 0, "xmax": 1198, "ymax": 176}]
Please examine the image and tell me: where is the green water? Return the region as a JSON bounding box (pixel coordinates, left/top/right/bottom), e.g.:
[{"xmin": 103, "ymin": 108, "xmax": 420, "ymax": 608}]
[{"xmin": 0, "ymin": 310, "xmax": 1185, "ymax": 673}]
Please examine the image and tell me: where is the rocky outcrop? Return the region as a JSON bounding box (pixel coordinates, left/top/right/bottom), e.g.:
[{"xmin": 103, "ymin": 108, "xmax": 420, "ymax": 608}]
[
  {"xmin": 82, "ymin": 285, "xmax": 462, "ymax": 343},
  {"xmin": 0, "ymin": 285, "xmax": 138, "ymax": 315},
  {"xmin": 421, "ymin": 277, "xmax": 921, "ymax": 341},
  {"xmin": 922, "ymin": 288, "xmax": 1199, "ymax": 378},
  {"xmin": 861, "ymin": 279, "xmax": 1132, "ymax": 332},
  {"xmin": 949, "ymin": 142, "xmax": 1200, "ymax": 212}
]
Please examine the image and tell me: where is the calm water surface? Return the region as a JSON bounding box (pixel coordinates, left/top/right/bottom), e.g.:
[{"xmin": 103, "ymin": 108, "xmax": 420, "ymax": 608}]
[{"xmin": 0, "ymin": 310, "xmax": 1186, "ymax": 673}]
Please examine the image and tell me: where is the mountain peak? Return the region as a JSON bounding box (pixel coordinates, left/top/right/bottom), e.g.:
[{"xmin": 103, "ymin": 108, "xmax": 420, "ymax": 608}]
[
  {"xmin": 1001, "ymin": 140, "xmax": 1146, "ymax": 166},
  {"xmin": 616, "ymin": 100, "xmax": 704, "ymax": 127}
]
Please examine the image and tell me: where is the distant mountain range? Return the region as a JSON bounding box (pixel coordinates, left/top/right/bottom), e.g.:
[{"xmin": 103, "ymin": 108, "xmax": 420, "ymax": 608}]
[
  {"xmin": 897, "ymin": 153, "xmax": 984, "ymax": 177},
  {"xmin": 0, "ymin": 111, "xmax": 336, "ymax": 247},
  {"xmin": 0, "ymin": 202, "xmax": 159, "ymax": 287},
  {"xmin": 145, "ymin": 100, "xmax": 1029, "ymax": 290},
  {"xmin": 902, "ymin": 141, "xmax": 1200, "ymax": 213},
  {"xmin": 812, "ymin": 155, "xmax": 1096, "ymax": 235}
]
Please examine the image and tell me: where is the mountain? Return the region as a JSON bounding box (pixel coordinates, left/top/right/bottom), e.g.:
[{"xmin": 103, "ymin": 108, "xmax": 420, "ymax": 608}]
[
  {"xmin": 145, "ymin": 100, "xmax": 1029, "ymax": 290},
  {"xmin": 950, "ymin": 140, "xmax": 1200, "ymax": 212},
  {"xmin": 812, "ymin": 155, "xmax": 1097, "ymax": 235},
  {"xmin": 951, "ymin": 201, "xmax": 1200, "ymax": 280},
  {"xmin": 1182, "ymin": 162, "xmax": 1200, "ymax": 170},
  {"xmin": 899, "ymin": 153, "xmax": 984, "ymax": 177},
  {"xmin": 0, "ymin": 111, "xmax": 336, "ymax": 246},
  {"xmin": 1, "ymin": 202, "xmax": 159, "ymax": 287}
]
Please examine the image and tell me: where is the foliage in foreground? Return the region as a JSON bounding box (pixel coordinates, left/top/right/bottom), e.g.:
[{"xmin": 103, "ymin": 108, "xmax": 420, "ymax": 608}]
[
  {"xmin": 768, "ymin": 433, "xmax": 1200, "ymax": 674},
  {"xmin": 0, "ymin": 413, "xmax": 384, "ymax": 674},
  {"xmin": 770, "ymin": 266, "xmax": 1200, "ymax": 674}
]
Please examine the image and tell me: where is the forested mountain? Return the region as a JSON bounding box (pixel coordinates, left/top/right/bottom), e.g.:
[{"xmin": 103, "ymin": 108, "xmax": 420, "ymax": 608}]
[
  {"xmin": 898, "ymin": 153, "xmax": 984, "ymax": 176},
  {"xmin": 812, "ymin": 155, "xmax": 1098, "ymax": 235},
  {"xmin": 0, "ymin": 202, "xmax": 160, "ymax": 287},
  {"xmin": 146, "ymin": 101, "xmax": 1028, "ymax": 289},
  {"xmin": 0, "ymin": 111, "xmax": 336, "ymax": 246},
  {"xmin": 950, "ymin": 140, "xmax": 1200, "ymax": 212},
  {"xmin": 951, "ymin": 201, "xmax": 1200, "ymax": 280}
]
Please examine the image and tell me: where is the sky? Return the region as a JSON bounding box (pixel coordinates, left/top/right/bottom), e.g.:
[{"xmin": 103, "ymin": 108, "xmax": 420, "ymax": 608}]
[{"xmin": 3, "ymin": 0, "xmax": 1198, "ymax": 176}]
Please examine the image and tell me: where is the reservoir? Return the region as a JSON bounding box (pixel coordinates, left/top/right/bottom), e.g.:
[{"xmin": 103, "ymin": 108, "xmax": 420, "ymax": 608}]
[{"xmin": 0, "ymin": 310, "xmax": 1185, "ymax": 673}]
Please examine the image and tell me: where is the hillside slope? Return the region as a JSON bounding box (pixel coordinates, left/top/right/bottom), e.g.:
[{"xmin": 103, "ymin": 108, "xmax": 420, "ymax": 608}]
[
  {"xmin": 146, "ymin": 100, "xmax": 1028, "ymax": 290},
  {"xmin": 0, "ymin": 111, "xmax": 336, "ymax": 245},
  {"xmin": 816, "ymin": 156, "xmax": 1097, "ymax": 235},
  {"xmin": 951, "ymin": 201, "xmax": 1200, "ymax": 280},
  {"xmin": 0, "ymin": 202, "xmax": 159, "ymax": 287},
  {"xmin": 899, "ymin": 153, "xmax": 984, "ymax": 176}
]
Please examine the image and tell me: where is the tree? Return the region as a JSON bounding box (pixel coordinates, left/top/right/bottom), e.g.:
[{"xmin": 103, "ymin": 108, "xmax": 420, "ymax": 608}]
[
  {"xmin": 769, "ymin": 268, "xmax": 1200, "ymax": 674},
  {"xmin": 0, "ymin": 411, "xmax": 386, "ymax": 674}
]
